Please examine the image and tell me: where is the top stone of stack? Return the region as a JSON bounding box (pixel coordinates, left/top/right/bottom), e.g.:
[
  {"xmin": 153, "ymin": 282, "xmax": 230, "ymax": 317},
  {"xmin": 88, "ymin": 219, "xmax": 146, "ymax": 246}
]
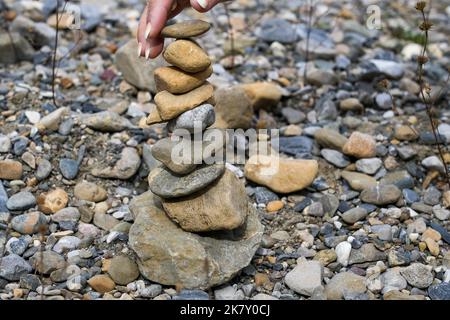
[{"xmin": 161, "ymin": 20, "xmax": 211, "ymax": 38}]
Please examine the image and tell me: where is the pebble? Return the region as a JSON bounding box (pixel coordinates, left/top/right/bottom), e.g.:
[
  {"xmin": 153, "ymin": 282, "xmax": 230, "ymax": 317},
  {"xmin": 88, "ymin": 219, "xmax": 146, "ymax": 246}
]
[
  {"xmin": 30, "ymin": 251, "xmax": 65, "ymax": 274},
  {"xmin": 400, "ymin": 263, "xmax": 434, "ymax": 289},
  {"xmin": 163, "ymin": 39, "xmax": 211, "ymax": 73},
  {"xmin": 35, "ymin": 159, "xmax": 52, "ymax": 181},
  {"xmin": 59, "ymin": 158, "xmax": 79, "ymax": 180},
  {"xmin": 53, "ymin": 236, "xmax": 81, "ymax": 253},
  {"xmin": 324, "ymin": 272, "xmax": 366, "ymax": 300},
  {"xmin": 149, "ymin": 164, "xmax": 225, "ymax": 199},
  {"xmin": 37, "ymin": 188, "xmax": 68, "ymax": 214},
  {"xmin": 0, "ymin": 160, "xmax": 23, "ymax": 180},
  {"xmin": 0, "ymin": 254, "xmax": 32, "ymax": 281},
  {"xmin": 87, "ymin": 274, "xmax": 116, "ymax": 293},
  {"xmin": 341, "ymin": 207, "xmax": 368, "ymax": 224},
  {"xmin": 321, "ymin": 149, "xmax": 350, "ymax": 168},
  {"xmin": 421, "ymin": 156, "xmax": 445, "ymax": 173},
  {"xmin": 245, "ymin": 155, "xmax": 318, "ymax": 193},
  {"xmin": 428, "ymin": 282, "xmax": 450, "ymax": 300},
  {"xmin": 167, "ymin": 104, "xmax": 215, "ymax": 133},
  {"xmin": 341, "ymin": 171, "xmax": 376, "ymax": 191},
  {"xmin": 107, "ymin": 255, "xmax": 140, "ymax": 285},
  {"xmin": 314, "ymin": 128, "xmax": 348, "ymax": 151},
  {"xmin": 161, "ymin": 20, "xmax": 211, "ymax": 38},
  {"xmin": 155, "ymin": 84, "xmax": 214, "ymax": 121},
  {"xmin": 258, "ymin": 18, "xmax": 298, "ymax": 44},
  {"xmin": 155, "ymin": 65, "xmax": 212, "ymax": 94},
  {"xmin": 0, "ymin": 135, "xmax": 11, "ymax": 153},
  {"xmin": 52, "ymin": 207, "xmax": 80, "ymax": 223},
  {"xmin": 342, "ymin": 132, "xmax": 377, "ymax": 159},
  {"xmin": 285, "ymin": 260, "xmax": 323, "ymax": 296},
  {"xmin": 91, "ymin": 147, "xmax": 141, "ymax": 180},
  {"xmin": 335, "ymin": 241, "xmax": 352, "ymax": 266},
  {"xmin": 355, "ymin": 158, "xmax": 382, "ymax": 175},
  {"xmin": 254, "ymin": 187, "xmax": 279, "ymax": 204},
  {"xmin": 360, "ymin": 184, "xmax": 401, "ymax": 205},
  {"xmin": 11, "ymin": 211, "xmax": 47, "ymax": 234},
  {"xmin": 6, "ymin": 192, "xmax": 36, "ymax": 211},
  {"xmin": 74, "ymin": 181, "xmax": 107, "ymax": 203}
]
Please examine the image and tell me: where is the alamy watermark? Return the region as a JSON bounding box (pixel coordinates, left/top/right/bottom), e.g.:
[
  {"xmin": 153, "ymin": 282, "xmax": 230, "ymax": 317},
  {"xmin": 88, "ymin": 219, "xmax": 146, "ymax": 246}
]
[{"xmin": 169, "ymin": 122, "xmax": 280, "ymax": 175}]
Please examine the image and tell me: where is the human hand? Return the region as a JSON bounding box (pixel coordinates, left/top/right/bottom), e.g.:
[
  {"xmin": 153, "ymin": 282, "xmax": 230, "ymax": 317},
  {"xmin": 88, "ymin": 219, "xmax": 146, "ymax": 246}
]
[{"xmin": 137, "ymin": 0, "xmax": 223, "ymax": 59}]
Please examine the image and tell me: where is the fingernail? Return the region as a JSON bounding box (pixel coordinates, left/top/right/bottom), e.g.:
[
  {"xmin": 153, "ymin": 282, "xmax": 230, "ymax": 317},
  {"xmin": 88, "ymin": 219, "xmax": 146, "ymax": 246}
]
[
  {"xmin": 171, "ymin": 2, "xmax": 177, "ymax": 11},
  {"xmin": 137, "ymin": 42, "xmax": 142, "ymax": 57},
  {"xmin": 145, "ymin": 47, "xmax": 151, "ymax": 59},
  {"xmin": 196, "ymin": 0, "xmax": 208, "ymax": 9},
  {"xmin": 145, "ymin": 23, "xmax": 152, "ymax": 39}
]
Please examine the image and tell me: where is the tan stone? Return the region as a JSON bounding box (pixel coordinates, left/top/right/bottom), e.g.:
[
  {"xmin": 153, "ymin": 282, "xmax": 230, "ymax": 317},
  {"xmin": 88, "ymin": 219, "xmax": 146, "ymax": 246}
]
[
  {"xmin": 87, "ymin": 274, "xmax": 116, "ymax": 293},
  {"xmin": 443, "ymin": 190, "xmax": 450, "ymax": 208},
  {"xmin": 244, "ymin": 155, "xmax": 318, "ymax": 193},
  {"xmin": 146, "ymin": 105, "xmax": 164, "ymax": 125},
  {"xmin": 314, "ymin": 128, "xmax": 348, "ymax": 151},
  {"xmin": 155, "ymin": 65, "xmax": 212, "ymax": 94},
  {"xmin": 266, "ymin": 200, "xmax": 284, "ymax": 212},
  {"xmin": 213, "ymin": 86, "xmax": 253, "ymax": 129},
  {"xmin": 422, "ymin": 228, "xmax": 442, "ymax": 242},
  {"xmin": 0, "ymin": 160, "xmax": 23, "ymax": 180},
  {"xmin": 341, "ymin": 171, "xmax": 377, "ymax": 191},
  {"xmin": 241, "ymin": 82, "xmax": 282, "ymax": 110},
  {"xmin": 313, "ymin": 249, "xmax": 337, "ymax": 266},
  {"xmin": 161, "ymin": 169, "xmax": 248, "ymax": 232},
  {"xmin": 340, "ymin": 98, "xmax": 364, "ymax": 111},
  {"xmin": 161, "ymin": 20, "xmax": 211, "ymax": 39},
  {"xmin": 163, "ymin": 39, "xmax": 211, "ymax": 73},
  {"xmin": 394, "ymin": 125, "xmax": 419, "ymax": 141},
  {"xmin": 37, "ymin": 188, "xmax": 68, "ymax": 214},
  {"xmin": 155, "ymin": 84, "xmax": 214, "ymax": 121},
  {"xmin": 342, "ymin": 132, "xmax": 377, "ymax": 158},
  {"xmin": 74, "ymin": 181, "xmax": 107, "ymax": 203},
  {"xmin": 424, "ymin": 238, "xmax": 440, "ymax": 256},
  {"xmin": 383, "ymin": 290, "xmax": 426, "ymax": 300}
]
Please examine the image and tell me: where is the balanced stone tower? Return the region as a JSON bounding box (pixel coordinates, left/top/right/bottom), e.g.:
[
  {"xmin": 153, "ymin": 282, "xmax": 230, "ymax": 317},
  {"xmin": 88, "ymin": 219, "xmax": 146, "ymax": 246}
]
[{"xmin": 128, "ymin": 20, "xmax": 264, "ymax": 290}]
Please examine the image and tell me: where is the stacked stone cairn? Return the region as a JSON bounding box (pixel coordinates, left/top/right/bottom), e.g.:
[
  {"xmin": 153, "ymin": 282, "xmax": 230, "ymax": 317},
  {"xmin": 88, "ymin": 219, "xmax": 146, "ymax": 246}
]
[{"xmin": 128, "ymin": 20, "xmax": 264, "ymax": 290}]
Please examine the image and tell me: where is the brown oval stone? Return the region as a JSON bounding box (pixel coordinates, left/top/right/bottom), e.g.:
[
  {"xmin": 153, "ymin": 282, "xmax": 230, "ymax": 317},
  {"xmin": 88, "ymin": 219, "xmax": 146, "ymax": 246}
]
[
  {"xmin": 154, "ymin": 65, "xmax": 212, "ymax": 94},
  {"xmin": 0, "ymin": 160, "xmax": 23, "ymax": 180},
  {"xmin": 163, "ymin": 39, "xmax": 211, "ymax": 73},
  {"xmin": 161, "ymin": 20, "xmax": 211, "ymax": 39},
  {"xmin": 87, "ymin": 274, "xmax": 116, "ymax": 293}
]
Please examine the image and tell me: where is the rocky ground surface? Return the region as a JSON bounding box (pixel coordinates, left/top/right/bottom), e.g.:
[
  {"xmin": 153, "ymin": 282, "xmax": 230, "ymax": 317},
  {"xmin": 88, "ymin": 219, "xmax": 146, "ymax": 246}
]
[{"xmin": 1, "ymin": 0, "xmax": 450, "ymax": 300}]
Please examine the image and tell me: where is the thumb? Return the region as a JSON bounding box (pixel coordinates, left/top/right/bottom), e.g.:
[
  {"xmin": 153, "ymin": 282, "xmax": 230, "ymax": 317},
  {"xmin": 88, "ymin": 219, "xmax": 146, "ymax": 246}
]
[{"xmin": 190, "ymin": 0, "xmax": 223, "ymax": 12}]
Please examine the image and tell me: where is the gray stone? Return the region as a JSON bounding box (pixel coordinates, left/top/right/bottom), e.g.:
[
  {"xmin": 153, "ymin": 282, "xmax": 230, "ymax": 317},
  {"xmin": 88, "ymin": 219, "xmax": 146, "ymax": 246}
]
[
  {"xmin": 128, "ymin": 191, "xmax": 263, "ymax": 289},
  {"xmin": 92, "ymin": 147, "xmax": 141, "ymax": 180},
  {"xmin": 82, "ymin": 111, "xmax": 133, "ymax": 132},
  {"xmin": 0, "ymin": 254, "xmax": 32, "ymax": 281},
  {"xmin": 0, "ymin": 181, "xmax": 8, "ymax": 213},
  {"xmin": 356, "ymin": 158, "xmax": 382, "ymax": 175},
  {"xmin": 52, "ymin": 207, "xmax": 80, "ymax": 223},
  {"xmin": 428, "ymin": 282, "xmax": 450, "ymax": 300},
  {"xmin": 342, "ymin": 207, "xmax": 368, "ymax": 224},
  {"xmin": 0, "ymin": 33, "xmax": 34, "ymax": 64},
  {"xmin": 381, "ymin": 269, "xmax": 407, "ymax": 294},
  {"xmin": 433, "ymin": 207, "xmax": 450, "ymax": 221},
  {"xmin": 254, "ymin": 187, "xmax": 279, "ymax": 204},
  {"xmin": 348, "ymin": 243, "xmax": 386, "ymax": 265},
  {"xmin": 148, "ymin": 164, "xmax": 225, "ymax": 199},
  {"xmin": 6, "ymin": 192, "xmax": 36, "ymax": 211},
  {"xmin": 423, "ymin": 186, "xmax": 441, "ymax": 206},
  {"xmin": 151, "ymin": 137, "xmax": 197, "ymax": 175},
  {"xmin": 59, "ymin": 158, "xmax": 79, "ymax": 180},
  {"xmin": 167, "ymin": 104, "xmax": 215, "ymax": 133},
  {"xmin": 325, "ymin": 272, "xmax": 367, "ymax": 300},
  {"xmin": 53, "ymin": 236, "xmax": 81, "ymax": 254},
  {"xmin": 142, "ymin": 144, "xmax": 162, "ymax": 171},
  {"xmin": 379, "ymin": 171, "xmax": 414, "ymax": 189},
  {"xmin": 10, "ymin": 16, "xmax": 56, "ymax": 48},
  {"xmin": 285, "ymin": 260, "xmax": 323, "ymax": 296},
  {"xmin": 258, "ymin": 18, "xmax": 298, "ymax": 44},
  {"xmin": 115, "ymin": 40, "xmax": 166, "ymax": 91},
  {"xmin": 281, "ymin": 107, "xmax": 305, "ymax": 124},
  {"xmin": 360, "ymin": 184, "xmax": 401, "ymax": 205},
  {"xmin": 30, "ymin": 251, "xmax": 65, "ymax": 274},
  {"xmin": 36, "ymin": 159, "xmax": 52, "ymax": 181},
  {"xmin": 107, "ymin": 255, "xmax": 140, "ymax": 285},
  {"xmin": 371, "ymin": 224, "xmax": 393, "ymax": 241},
  {"xmin": 321, "ymin": 149, "xmax": 350, "ymax": 168},
  {"xmin": 0, "ymin": 135, "xmax": 11, "ymax": 153},
  {"xmin": 375, "ymin": 92, "xmax": 392, "ymax": 110},
  {"xmin": 401, "ymin": 263, "xmax": 434, "ymax": 289},
  {"xmin": 396, "ymin": 146, "xmax": 417, "ymax": 160}
]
